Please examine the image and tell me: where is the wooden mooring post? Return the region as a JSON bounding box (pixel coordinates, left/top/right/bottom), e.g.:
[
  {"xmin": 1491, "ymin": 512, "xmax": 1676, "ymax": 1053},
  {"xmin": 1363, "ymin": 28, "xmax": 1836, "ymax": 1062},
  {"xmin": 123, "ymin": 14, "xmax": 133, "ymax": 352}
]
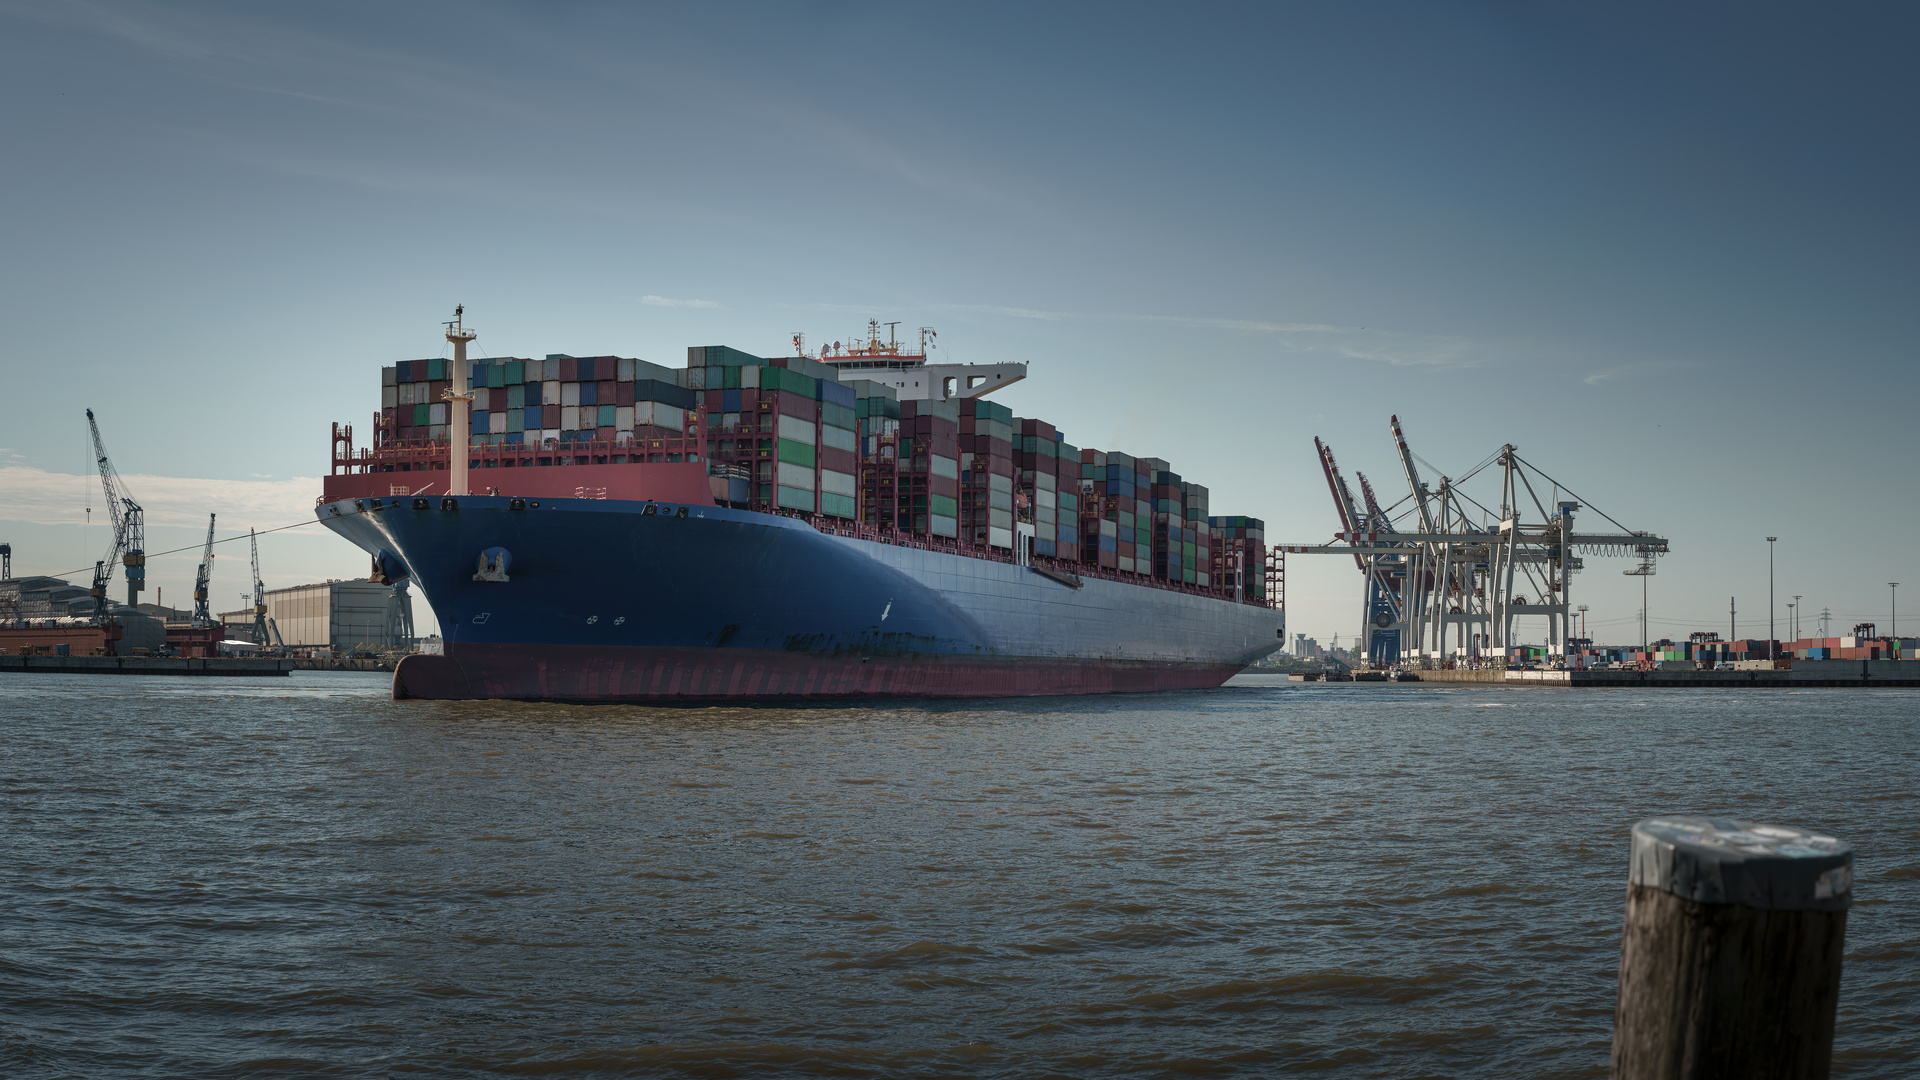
[{"xmin": 1611, "ymin": 816, "xmax": 1854, "ymax": 1080}]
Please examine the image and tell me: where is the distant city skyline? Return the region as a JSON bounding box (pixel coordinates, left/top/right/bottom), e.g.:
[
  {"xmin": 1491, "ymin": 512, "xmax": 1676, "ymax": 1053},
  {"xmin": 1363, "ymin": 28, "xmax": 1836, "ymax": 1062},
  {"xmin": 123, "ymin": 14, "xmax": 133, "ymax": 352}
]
[{"xmin": 3, "ymin": 2, "xmax": 1914, "ymax": 643}]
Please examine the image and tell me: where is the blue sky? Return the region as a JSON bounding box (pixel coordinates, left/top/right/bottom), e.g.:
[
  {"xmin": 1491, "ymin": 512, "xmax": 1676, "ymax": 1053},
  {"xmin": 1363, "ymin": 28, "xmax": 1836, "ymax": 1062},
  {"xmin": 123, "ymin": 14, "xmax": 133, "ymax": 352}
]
[{"xmin": 3, "ymin": 1, "xmax": 1915, "ymax": 644}]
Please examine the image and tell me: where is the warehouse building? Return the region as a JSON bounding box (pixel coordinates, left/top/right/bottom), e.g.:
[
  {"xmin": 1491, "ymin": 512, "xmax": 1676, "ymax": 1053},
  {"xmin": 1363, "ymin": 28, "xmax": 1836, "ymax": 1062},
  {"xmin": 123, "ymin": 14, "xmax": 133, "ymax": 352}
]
[{"xmin": 221, "ymin": 580, "xmax": 414, "ymax": 652}]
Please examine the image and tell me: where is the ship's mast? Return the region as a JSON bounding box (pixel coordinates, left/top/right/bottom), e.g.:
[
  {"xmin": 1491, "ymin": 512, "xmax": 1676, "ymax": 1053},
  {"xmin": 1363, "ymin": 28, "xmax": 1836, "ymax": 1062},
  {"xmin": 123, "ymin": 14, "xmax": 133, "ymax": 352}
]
[{"xmin": 443, "ymin": 305, "xmax": 476, "ymax": 498}]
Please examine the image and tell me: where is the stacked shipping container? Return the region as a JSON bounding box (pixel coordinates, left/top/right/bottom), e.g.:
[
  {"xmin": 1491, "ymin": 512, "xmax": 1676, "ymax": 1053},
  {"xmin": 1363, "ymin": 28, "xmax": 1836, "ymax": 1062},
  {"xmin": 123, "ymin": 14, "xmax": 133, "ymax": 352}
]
[
  {"xmin": 383, "ymin": 354, "xmax": 696, "ymax": 449},
  {"xmin": 363, "ymin": 342, "xmax": 1269, "ymax": 605}
]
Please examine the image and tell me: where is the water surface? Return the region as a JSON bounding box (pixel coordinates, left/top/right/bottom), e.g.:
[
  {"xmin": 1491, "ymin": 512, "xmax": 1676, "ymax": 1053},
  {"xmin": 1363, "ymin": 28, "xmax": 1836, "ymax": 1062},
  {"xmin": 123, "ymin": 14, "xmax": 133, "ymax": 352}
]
[{"xmin": 3, "ymin": 673, "xmax": 1914, "ymax": 1077}]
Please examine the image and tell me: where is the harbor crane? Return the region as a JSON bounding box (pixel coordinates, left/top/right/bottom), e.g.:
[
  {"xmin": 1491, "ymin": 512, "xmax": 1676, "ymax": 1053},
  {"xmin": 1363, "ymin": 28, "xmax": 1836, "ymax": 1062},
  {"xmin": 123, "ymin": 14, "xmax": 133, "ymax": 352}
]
[
  {"xmin": 85, "ymin": 409, "xmax": 144, "ymax": 623},
  {"xmin": 249, "ymin": 529, "xmax": 285, "ymax": 649},
  {"xmin": 191, "ymin": 514, "xmax": 216, "ymax": 628},
  {"xmin": 1279, "ymin": 416, "xmax": 1669, "ymax": 665}
]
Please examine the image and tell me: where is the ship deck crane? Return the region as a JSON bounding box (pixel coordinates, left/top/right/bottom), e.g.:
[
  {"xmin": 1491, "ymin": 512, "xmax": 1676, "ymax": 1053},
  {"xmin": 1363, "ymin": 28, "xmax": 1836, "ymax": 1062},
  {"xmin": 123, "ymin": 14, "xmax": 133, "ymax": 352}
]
[
  {"xmin": 191, "ymin": 514, "xmax": 216, "ymax": 628},
  {"xmin": 85, "ymin": 409, "xmax": 144, "ymax": 623}
]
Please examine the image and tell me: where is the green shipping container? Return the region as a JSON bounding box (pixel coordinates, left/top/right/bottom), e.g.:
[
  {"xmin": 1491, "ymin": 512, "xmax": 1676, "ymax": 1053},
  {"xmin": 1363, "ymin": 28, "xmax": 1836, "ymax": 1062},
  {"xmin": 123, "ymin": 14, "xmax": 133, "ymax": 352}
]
[
  {"xmin": 777, "ymin": 439, "xmax": 816, "ymax": 468},
  {"xmin": 487, "ymin": 364, "xmax": 505, "ymax": 389},
  {"xmin": 413, "ymin": 403, "xmax": 429, "ymax": 426},
  {"xmin": 822, "ymin": 402, "xmax": 856, "ymax": 430},
  {"xmin": 505, "ymin": 360, "xmax": 525, "ymax": 384},
  {"xmin": 721, "ymin": 366, "xmax": 741, "ymax": 390},
  {"xmin": 930, "ymin": 493, "xmax": 958, "ymax": 518},
  {"xmin": 777, "ymin": 485, "xmax": 815, "ymax": 512},
  {"xmin": 820, "ymin": 492, "xmax": 856, "ymax": 519},
  {"xmin": 774, "ymin": 366, "xmax": 816, "ymax": 397},
  {"xmin": 427, "ymin": 357, "xmax": 446, "ymax": 381},
  {"xmin": 598, "ymin": 404, "xmax": 616, "ymax": 428}
]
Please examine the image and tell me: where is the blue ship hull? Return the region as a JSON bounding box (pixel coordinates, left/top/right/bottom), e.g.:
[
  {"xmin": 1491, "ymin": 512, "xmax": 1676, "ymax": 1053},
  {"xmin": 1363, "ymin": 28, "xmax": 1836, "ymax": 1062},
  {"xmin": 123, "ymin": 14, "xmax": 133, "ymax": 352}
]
[{"xmin": 317, "ymin": 495, "xmax": 1283, "ymax": 701}]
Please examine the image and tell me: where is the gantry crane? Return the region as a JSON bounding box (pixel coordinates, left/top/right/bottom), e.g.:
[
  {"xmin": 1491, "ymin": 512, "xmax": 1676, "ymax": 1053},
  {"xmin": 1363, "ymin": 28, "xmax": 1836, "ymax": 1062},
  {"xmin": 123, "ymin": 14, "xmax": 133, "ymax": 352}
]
[
  {"xmin": 191, "ymin": 514, "xmax": 216, "ymax": 628},
  {"xmin": 85, "ymin": 409, "xmax": 144, "ymax": 622},
  {"xmin": 249, "ymin": 529, "xmax": 285, "ymax": 648},
  {"xmin": 1281, "ymin": 417, "xmax": 1669, "ymax": 664}
]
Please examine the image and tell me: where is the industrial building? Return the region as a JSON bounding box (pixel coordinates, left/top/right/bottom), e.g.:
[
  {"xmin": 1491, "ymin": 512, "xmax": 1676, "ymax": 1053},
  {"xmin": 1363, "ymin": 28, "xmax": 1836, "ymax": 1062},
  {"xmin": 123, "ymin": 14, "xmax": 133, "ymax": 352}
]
[
  {"xmin": 221, "ymin": 580, "xmax": 414, "ymax": 653},
  {"xmin": 1, "ymin": 575, "xmax": 167, "ymax": 654}
]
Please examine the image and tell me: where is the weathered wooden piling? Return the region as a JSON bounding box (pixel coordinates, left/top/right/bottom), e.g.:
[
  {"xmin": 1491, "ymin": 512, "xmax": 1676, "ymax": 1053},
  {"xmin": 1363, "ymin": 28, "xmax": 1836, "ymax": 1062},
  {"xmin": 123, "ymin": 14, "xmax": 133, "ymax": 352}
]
[{"xmin": 1611, "ymin": 816, "xmax": 1853, "ymax": 1080}]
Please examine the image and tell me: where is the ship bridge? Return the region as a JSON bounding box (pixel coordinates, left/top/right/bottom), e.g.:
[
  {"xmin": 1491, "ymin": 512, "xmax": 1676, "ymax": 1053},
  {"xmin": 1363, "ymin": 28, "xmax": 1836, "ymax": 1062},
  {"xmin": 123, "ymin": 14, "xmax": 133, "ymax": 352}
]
[{"xmin": 816, "ymin": 320, "xmax": 1025, "ymax": 402}]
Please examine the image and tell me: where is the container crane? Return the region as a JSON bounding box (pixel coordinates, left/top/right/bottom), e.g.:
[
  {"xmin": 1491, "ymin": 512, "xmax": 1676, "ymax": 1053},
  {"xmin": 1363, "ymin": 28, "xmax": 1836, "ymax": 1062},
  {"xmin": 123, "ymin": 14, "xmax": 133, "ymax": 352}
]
[
  {"xmin": 191, "ymin": 514, "xmax": 216, "ymax": 628},
  {"xmin": 1280, "ymin": 417, "xmax": 1668, "ymax": 665},
  {"xmin": 85, "ymin": 409, "xmax": 144, "ymax": 622},
  {"xmin": 249, "ymin": 529, "xmax": 285, "ymax": 648}
]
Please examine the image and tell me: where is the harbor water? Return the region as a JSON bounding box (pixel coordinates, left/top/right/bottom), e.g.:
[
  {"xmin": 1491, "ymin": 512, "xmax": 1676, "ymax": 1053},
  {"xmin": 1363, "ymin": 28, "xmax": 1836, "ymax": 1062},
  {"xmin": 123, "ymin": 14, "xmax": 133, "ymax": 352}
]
[{"xmin": 2, "ymin": 673, "xmax": 1915, "ymax": 1078}]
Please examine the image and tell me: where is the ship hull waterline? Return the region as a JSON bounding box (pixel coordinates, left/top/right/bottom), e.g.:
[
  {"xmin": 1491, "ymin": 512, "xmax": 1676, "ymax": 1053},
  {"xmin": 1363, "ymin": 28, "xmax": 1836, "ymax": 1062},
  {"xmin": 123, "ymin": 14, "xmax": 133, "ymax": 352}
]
[{"xmin": 315, "ymin": 494, "xmax": 1284, "ymax": 702}]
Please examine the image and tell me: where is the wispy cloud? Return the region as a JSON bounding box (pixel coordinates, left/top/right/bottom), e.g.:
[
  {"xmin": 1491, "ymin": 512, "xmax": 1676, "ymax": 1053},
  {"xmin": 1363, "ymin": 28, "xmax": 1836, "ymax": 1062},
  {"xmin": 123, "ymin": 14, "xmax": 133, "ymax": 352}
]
[
  {"xmin": 925, "ymin": 302, "xmax": 1492, "ymax": 370},
  {"xmin": 639, "ymin": 294, "xmax": 720, "ymax": 309},
  {"xmin": 0, "ymin": 466, "xmax": 320, "ymax": 529}
]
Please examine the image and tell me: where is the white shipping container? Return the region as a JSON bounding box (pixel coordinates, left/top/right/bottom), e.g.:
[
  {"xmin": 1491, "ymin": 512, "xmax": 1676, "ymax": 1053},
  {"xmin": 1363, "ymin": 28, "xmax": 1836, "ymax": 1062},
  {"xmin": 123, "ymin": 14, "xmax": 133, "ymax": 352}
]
[
  {"xmin": 989, "ymin": 473, "xmax": 1013, "ymax": 494},
  {"xmin": 542, "ymin": 358, "xmax": 561, "ymax": 380},
  {"xmin": 740, "ymin": 365, "xmax": 760, "ymax": 389},
  {"xmin": 820, "ymin": 469, "xmax": 856, "ymax": 497},
  {"xmin": 820, "ymin": 425, "xmax": 858, "ymax": 454},
  {"xmin": 382, "ymin": 366, "xmax": 397, "ymax": 387},
  {"xmin": 617, "ymin": 358, "xmax": 636, "ymax": 381},
  {"xmin": 381, "ymin": 385, "xmax": 397, "ymax": 409},
  {"xmin": 428, "ymin": 402, "xmax": 448, "ymax": 425},
  {"xmin": 473, "ymin": 387, "xmax": 490, "ymax": 410},
  {"xmin": 776, "ymin": 461, "xmax": 813, "ymax": 489},
  {"xmin": 540, "ymin": 380, "xmax": 557, "ymax": 405},
  {"xmin": 989, "ymin": 526, "xmax": 1013, "ymax": 549},
  {"xmin": 615, "ymin": 406, "xmax": 635, "ymax": 431},
  {"xmin": 685, "ymin": 366, "xmax": 706, "ymax": 390},
  {"xmin": 1101, "ymin": 519, "xmax": 1118, "ymax": 537},
  {"xmin": 542, "ymin": 428, "xmax": 560, "ymax": 445},
  {"xmin": 635, "ymin": 403, "xmax": 685, "ymax": 431},
  {"xmin": 489, "ymin": 412, "xmax": 506, "ymax": 434},
  {"xmin": 1036, "ymin": 471, "xmax": 1056, "ymax": 492},
  {"xmin": 930, "ymin": 515, "xmax": 958, "ymax": 538},
  {"xmin": 777, "ymin": 415, "xmax": 817, "ymax": 444},
  {"xmin": 561, "ymin": 383, "xmax": 581, "ymax": 407},
  {"xmin": 1119, "ymin": 555, "xmax": 1134, "ymax": 573},
  {"xmin": 561, "ymin": 406, "xmax": 580, "ymax": 430}
]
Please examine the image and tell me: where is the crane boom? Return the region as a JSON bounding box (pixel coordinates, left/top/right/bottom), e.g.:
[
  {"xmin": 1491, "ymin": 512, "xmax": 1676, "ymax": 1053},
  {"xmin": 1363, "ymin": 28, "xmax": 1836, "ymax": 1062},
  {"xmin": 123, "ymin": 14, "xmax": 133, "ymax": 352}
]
[
  {"xmin": 85, "ymin": 409, "xmax": 144, "ymax": 621},
  {"xmin": 192, "ymin": 514, "xmax": 216, "ymax": 627}
]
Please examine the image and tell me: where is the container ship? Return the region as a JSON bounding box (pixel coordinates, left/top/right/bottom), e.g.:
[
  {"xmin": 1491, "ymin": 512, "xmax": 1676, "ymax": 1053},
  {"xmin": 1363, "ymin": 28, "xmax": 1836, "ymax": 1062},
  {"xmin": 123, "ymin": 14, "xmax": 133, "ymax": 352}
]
[{"xmin": 317, "ymin": 312, "xmax": 1282, "ymax": 701}]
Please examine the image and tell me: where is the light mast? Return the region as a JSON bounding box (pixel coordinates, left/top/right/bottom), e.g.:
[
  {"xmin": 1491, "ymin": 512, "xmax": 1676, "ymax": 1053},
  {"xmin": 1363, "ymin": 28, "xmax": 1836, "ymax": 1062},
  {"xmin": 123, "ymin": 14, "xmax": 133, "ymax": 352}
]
[{"xmin": 443, "ymin": 305, "xmax": 476, "ymax": 498}]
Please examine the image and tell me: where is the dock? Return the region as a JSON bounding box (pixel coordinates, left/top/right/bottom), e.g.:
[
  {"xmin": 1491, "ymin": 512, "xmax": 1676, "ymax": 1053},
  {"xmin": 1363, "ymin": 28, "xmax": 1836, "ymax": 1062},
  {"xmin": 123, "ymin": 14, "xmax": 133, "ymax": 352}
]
[
  {"xmin": 1404, "ymin": 659, "xmax": 1920, "ymax": 688},
  {"xmin": 0, "ymin": 655, "xmax": 293, "ymax": 677}
]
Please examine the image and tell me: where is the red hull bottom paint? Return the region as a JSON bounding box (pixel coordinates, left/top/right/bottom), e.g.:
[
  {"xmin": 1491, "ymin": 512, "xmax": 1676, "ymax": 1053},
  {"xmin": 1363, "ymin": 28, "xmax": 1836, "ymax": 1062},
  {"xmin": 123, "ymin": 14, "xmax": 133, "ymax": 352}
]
[{"xmin": 393, "ymin": 644, "xmax": 1245, "ymax": 702}]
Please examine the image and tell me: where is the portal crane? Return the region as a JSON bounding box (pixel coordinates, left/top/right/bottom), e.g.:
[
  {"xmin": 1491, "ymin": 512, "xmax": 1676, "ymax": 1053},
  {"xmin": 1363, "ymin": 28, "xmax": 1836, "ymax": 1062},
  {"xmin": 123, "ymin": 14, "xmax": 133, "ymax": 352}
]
[
  {"xmin": 249, "ymin": 529, "xmax": 285, "ymax": 648},
  {"xmin": 191, "ymin": 514, "xmax": 216, "ymax": 628},
  {"xmin": 85, "ymin": 409, "xmax": 144, "ymax": 622}
]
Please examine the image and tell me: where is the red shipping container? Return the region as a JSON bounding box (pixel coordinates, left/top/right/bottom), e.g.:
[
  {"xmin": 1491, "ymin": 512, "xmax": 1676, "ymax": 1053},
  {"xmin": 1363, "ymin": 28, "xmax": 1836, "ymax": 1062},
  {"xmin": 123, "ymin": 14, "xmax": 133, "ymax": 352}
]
[
  {"xmin": 542, "ymin": 405, "xmax": 561, "ymax": 428},
  {"xmin": 776, "ymin": 391, "xmax": 815, "ymax": 420},
  {"xmin": 612, "ymin": 382, "xmax": 634, "ymax": 407},
  {"xmin": 819, "ymin": 446, "xmax": 858, "ymax": 474},
  {"xmin": 598, "ymin": 380, "xmax": 616, "ymax": 404},
  {"xmin": 429, "ymin": 380, "xmax": 447, "ymax": 401},
  {"xmin": 703, "ymin": 389, "xmax": 723, "ymax": 411},
  {"xmin": 558, "ymin": 357, "xmax": 578, "ymax": 382}
]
